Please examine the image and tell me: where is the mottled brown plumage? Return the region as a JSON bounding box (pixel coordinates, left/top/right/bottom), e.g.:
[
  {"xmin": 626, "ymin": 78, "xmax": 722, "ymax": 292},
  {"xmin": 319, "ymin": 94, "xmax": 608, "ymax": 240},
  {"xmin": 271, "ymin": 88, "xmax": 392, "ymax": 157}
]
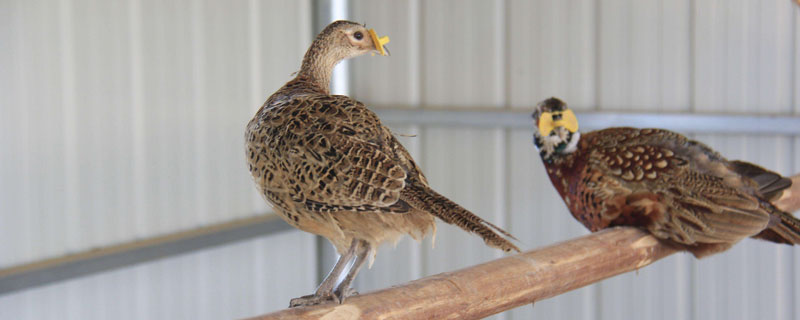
[
  {"xmin": 532, "ymin": 97, "xmax": 800, "ymax": 258},
  {"xmin": 246, "ymin": 20, "xmax": 517, "ymax": 307}
]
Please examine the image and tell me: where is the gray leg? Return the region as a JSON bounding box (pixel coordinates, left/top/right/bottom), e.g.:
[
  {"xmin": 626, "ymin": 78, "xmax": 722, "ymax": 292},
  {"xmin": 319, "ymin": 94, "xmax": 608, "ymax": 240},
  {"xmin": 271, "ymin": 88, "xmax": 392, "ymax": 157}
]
[
  {"xmin": 289, "ymin": 239, "xmax": 360, "ymax": 308},
  {"xmin": 333, "ymin": 239, "xmax": 372, "ymax": 304}
]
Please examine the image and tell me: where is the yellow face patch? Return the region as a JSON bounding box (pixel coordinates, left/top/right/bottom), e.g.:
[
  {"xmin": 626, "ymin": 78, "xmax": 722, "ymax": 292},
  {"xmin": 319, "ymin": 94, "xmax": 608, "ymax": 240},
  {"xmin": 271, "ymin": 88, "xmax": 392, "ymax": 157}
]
[
  {"xmin": 538, "ymin": 109, "xmax": 579, "ymax": 136},
  {"xmin": 368, "ymin": 29, "xmax": 390, "ymax": 56}
]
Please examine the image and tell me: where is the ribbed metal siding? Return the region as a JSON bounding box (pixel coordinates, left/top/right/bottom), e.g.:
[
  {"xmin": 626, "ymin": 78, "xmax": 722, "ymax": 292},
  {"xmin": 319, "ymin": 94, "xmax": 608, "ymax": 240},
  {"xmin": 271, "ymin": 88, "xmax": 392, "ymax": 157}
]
[
  {"xmin": 508, "ymin": 0, "xmax": 599, "ymax": 111},
  {"xmin": 348, "ymin": 1, "xmax": 799, "ymax": 320},
  {"xmin": 0, "ymin": 0, "xmax": 311, "ymax": 268},
  {"xmin": 1, "ymin": 0, "xmax": 316, "ymax": 318},
  {"xmin": 0, "ymin": 231, "xmax": 317, "ymax": 320},
  {"xmin": 1, "ymin": 0, "xmax": 798, "ymax": 319}
]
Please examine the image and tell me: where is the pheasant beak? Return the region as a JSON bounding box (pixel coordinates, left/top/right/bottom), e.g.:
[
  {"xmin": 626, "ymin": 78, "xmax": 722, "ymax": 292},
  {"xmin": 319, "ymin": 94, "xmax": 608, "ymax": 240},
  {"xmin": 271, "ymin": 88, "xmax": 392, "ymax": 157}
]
[
  {"xmin": 368, "ymin": 29, "xmax": 390, "ymax": 56},
  {"xmin": 538, "ymin": 109, "xmax": 579, "ymax": 136}
]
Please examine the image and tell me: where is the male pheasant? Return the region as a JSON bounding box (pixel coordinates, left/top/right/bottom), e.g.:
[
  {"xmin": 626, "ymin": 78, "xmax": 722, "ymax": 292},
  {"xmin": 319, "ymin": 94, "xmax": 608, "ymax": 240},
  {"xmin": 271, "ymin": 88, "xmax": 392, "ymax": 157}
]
[
  {"xmin": 531, "ymin": 97, "xmax": 800, "ymax": 258},
  {"xmin": 246, "ymin": 21, "xmax": 518, "ymax": 307}
]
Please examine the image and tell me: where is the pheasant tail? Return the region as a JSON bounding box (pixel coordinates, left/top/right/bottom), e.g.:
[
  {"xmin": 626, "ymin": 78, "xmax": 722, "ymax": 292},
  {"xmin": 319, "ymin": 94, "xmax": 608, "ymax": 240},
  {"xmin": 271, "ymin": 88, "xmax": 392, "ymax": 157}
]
[
  {"xmin": 730, "ymin": 160, "xmax": 792, "ymax": 201},
  {"xmin": 728, "ymin": 160, "xmax": 800, "ymax": 244},
  {"xmin": 402, "ymin": 183, "xmax": 520, "ymax": 252},
  {"xmin": 754, "ymin": 208, "xmax": 800, "ymax": 245}
]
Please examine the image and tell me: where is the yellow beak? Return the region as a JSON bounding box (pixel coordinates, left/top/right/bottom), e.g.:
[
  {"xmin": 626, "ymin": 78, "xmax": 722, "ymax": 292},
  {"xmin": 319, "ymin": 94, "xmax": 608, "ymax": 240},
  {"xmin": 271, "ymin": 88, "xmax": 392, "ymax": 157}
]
[
  {"xmin": 368, "ymin": 29, "xmax": 390, "ymax": 56},
  {"xmin": 538, "ymin": 109, "xmax": 579, "ymax": 136}
]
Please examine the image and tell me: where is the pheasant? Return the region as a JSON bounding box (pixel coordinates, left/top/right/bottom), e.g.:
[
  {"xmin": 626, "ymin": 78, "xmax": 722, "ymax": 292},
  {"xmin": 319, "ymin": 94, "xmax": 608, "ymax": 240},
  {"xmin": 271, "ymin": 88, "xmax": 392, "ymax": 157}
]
[
  {"xmin": 246, "ymin": 21, "xmax": 518, "ymax": 307},
  {"xmin": 531, "ymin": 97, "xmax": 800, "ymax": 258}
]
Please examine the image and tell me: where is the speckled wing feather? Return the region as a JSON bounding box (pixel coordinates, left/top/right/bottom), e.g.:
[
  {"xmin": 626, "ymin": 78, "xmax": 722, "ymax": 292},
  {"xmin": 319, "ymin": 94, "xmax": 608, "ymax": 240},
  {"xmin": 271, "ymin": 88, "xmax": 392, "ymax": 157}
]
[
  {"xmin": 575, "ymin": 128, "xmax": 771, "ymax": 252},
  {"xmin": 254, "ymin": 94, "xmax": 415, "ymax": 214}
]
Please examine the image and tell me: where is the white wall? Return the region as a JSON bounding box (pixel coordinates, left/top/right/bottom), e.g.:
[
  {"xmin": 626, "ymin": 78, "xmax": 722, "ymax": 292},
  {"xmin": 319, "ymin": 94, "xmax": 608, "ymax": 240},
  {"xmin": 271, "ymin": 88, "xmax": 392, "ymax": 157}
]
[
  {"xmin": 1, "ymin": 0, "xmax": 316, "ymax": 318},
  {"xmin": 0, "ymin": 0, "xmax": 311, "ymax": 268},
  {"xmin": 1, "ymin": 0, "xmax": 799, "ymax": 319},
  {"xmin": 348, "ymin": 1, "xmax": 799, "ymax": 320},
  {"xmin": 0, "ymin": 231, "xmax": 317, "ymax": 320}
]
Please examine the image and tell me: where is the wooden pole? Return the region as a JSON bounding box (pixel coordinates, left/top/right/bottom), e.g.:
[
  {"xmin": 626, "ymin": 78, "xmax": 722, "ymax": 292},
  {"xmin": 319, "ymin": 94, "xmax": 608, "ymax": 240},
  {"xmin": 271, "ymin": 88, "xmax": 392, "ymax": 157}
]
[
  {"xmin": 252, "ymin": 175, "xmax": 800, "ymax": 320},
  {"xmin": 250, "ymin": 227, "xmax": 676, "ymax": 320},
  {"xmin": 775, "ymin": 174, "xmax": 800, "ymax": 214}
]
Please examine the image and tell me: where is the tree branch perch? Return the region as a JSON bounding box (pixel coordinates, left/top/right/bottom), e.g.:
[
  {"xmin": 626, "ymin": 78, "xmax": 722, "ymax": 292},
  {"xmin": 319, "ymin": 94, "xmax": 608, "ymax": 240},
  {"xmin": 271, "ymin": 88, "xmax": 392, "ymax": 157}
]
[
  {"xmin": 251, "ymin": 227, "xmax": 676, "ymax": 320},
  {"xmin": 775, "ymin": 174, "xmax": 800, "ymax": 214},
  {"xmin": 252, "ymin": 173, "xmax": 800, "ymax": 320}
]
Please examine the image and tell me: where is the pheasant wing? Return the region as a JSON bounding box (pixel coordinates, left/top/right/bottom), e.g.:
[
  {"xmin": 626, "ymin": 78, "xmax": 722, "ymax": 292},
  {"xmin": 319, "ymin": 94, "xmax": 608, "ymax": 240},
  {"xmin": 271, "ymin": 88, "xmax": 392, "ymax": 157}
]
[
  {"xmin": 583, "ymin": 128, "xmax": 770, "ymax": 245},
  {"xmin": 275, "ymin": 95, "xmax": 414, "ymax": 213}
]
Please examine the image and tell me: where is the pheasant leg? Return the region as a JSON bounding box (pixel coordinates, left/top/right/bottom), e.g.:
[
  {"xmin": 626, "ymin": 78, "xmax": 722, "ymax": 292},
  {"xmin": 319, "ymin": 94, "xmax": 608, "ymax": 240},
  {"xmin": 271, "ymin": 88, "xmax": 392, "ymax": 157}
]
[
  {"xmin": 288, "ymin": 239, "xmax": 359, "ymax": 308},
  {"xmin": 333, "ymin": 239, "xmax": 372, "ymax": 303}
]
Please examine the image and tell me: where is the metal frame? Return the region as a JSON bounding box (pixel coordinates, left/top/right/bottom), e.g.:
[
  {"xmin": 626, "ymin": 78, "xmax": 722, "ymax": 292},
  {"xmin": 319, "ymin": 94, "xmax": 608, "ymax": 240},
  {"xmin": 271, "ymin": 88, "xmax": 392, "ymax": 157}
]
[
  {"xmin": 375, "ymin": 108, "xmax": 800, "ymax": 134},
  {"xmin": 313, "ymin": 0, "xmax": 350, "ymax": 96},
  {"xmin": 311, "ymin": 0, "xmax": 352, "ymax": 285},
  {"xmin": 0, "ymin": 215, "xmax": 292, "ymax": 295}
]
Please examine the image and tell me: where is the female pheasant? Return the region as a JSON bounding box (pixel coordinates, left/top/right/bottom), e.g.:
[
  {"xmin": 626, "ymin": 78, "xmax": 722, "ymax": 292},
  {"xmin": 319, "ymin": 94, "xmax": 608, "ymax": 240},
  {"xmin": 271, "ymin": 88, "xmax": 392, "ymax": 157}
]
[
  {"xmin": 531, "ymin": 97, "xmax": 800, "ymax": 258},
  {"xmin": 246, "ymin": 21, "xmax": 518, "ymax": 307}
]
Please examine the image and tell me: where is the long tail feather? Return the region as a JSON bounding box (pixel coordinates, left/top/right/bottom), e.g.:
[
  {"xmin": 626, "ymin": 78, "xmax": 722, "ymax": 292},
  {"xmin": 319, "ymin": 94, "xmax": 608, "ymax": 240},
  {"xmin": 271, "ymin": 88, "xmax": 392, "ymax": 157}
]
[
  {"xmin": 402, "ymin": 183, "xmax": 520, "ymax": 252},
  {"xmin": 730, "ymin": 160, "xmax": 792, "ymax": 201},
  {"xmin": 753, "ymin": 206, "xmax": 800, "ymax": 245}
]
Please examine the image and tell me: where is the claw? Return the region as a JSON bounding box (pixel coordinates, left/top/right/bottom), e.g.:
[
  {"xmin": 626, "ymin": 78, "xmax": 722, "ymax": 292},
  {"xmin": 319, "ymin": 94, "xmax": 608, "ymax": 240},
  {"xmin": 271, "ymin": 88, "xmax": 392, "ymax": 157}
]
[
  {"xmin": 333, "ymin": 287, "xmax": 359, "ymax": 304},
  {"xmin": 288, "ymin": 292, "xmax": 337, "ymax": 308}
]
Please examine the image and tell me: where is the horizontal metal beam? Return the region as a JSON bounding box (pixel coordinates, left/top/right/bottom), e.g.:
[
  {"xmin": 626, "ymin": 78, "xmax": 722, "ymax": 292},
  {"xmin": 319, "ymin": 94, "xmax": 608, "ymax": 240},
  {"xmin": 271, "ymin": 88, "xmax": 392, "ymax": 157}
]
[
  {"xmin": 374, "ymin": 108, "xmax": 800, "ymax": 134},
  {"xmin": 0, "ymin": 214, "xmax": 292, "ymax": 296}
]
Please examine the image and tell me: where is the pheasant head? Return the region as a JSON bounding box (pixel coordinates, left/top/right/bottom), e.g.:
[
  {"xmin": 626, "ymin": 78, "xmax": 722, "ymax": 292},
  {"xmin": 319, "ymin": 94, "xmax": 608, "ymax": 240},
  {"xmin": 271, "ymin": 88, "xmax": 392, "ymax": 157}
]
[
  {"xmin": 531, "ymin": 97, "xmax": 580, "ymax": 162},
  {"xmin": 297, "ymin": 20, "xmax": 390, "ymax": 93}
]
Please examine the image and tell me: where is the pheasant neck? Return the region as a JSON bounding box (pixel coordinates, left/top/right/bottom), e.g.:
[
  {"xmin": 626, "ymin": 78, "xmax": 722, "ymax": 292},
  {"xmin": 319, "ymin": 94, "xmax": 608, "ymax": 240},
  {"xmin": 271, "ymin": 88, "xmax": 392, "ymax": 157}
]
[{"xmin": 296, "ymin": 37, "xmax": 344, "ymax": 95}]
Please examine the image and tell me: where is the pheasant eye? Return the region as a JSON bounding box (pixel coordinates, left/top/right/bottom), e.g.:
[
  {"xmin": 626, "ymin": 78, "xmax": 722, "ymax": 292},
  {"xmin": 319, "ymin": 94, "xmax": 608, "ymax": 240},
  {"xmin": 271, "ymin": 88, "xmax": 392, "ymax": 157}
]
[{"xmin": 353, "ymin": 31, "xmax": 363, "ymax": 40}]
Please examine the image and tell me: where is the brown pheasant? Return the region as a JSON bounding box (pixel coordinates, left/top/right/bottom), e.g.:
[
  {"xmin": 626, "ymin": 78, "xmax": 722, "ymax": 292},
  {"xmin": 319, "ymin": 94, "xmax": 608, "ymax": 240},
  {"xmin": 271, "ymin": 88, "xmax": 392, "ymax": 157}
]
[
  {"xmin": 531, "ymin": 97, "xmax": 800, "ymax": 258},
  {"xmin": 246, "ymin": 21, "xmax": 518, "ymax": 307}
]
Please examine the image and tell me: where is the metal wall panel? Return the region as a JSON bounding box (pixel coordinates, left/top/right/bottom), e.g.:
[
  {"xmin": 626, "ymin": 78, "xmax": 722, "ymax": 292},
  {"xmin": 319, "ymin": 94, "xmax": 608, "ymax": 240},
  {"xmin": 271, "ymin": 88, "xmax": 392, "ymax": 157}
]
[
  {"xmin": 344, "ymin": 1, "xmax": 799, "ymax": 320},
  {"xmin": 0, "ymin": 0, "xmax": 310, "ymax": 268},
  {"xmin": 796, "ymin": 13, "xmax": 800, "ymax": 116},
  {"xmin": 3, "ymin": 0, "xmax": 800, "ymax": 319},
  {"xmin": 599, "ymin": 0, "xmax": 692, "ymax": 111},
  {"xmin": 507, "ymin": 0, "xmax": 597, "ymax": 111},
  {"xmin": 694, "ymin": 0, "xmax": 795, "ymax": 113},
  {"xmin": 420, "ymin": 0, "xmax": 506, "ymax": 108},
  {"xmin": 351, "ymin": 0, "xmax": 421, "ymax": 107},
  {"xmin": 68, "ymin": 0, "xmax": 136, "ymax": 252},
  {"xmin": 0, "ymin": 231, "xmax": 316, "ymax": 320},
  {"xmin": 419, "ymin": 127, "xmax": 508, "ymax": 268},
  {"xmin": 1, "ymin": 0, "xmax": 81, "ymax": 267},
  {"xmin": 597, "ymin": 248, "xmax": 694, "ymax": 320}
]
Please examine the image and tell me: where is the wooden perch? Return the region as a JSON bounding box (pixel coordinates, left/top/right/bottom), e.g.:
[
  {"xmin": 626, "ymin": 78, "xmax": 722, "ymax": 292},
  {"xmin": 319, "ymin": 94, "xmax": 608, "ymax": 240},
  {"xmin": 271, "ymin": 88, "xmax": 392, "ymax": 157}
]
[
  {"xmin": 775, "ymin": 174, "xmax": 800, "ymax": 214},
  {"xmin": 252, "ymin": 174, "xmax": 800, "ymax": 320},
  {"xmin": 251, "ymin": 227, "xmax": 676, "ymax": 320}
]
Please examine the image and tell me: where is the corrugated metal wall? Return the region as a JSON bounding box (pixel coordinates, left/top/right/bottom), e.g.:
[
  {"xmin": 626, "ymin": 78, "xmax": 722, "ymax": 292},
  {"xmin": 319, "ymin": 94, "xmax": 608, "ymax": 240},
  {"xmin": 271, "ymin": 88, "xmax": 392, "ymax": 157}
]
[
  {"xmin": 348, "ymin": 1, "xmax": 799, "ymax": 320},
  {"xmin": 1, "ymin": 0, "xmax": 799, "ymax": 319},
  {"xmin": 0, "ymin": 0, "xmax": 318, "ymax": 318},
  {"xmin": 0, "ymin": 232, "xmax": 316, "ymax": 320},
  {"xmin": 0, "ymin": 0, "xmax": 312, "ymax": 267}
]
